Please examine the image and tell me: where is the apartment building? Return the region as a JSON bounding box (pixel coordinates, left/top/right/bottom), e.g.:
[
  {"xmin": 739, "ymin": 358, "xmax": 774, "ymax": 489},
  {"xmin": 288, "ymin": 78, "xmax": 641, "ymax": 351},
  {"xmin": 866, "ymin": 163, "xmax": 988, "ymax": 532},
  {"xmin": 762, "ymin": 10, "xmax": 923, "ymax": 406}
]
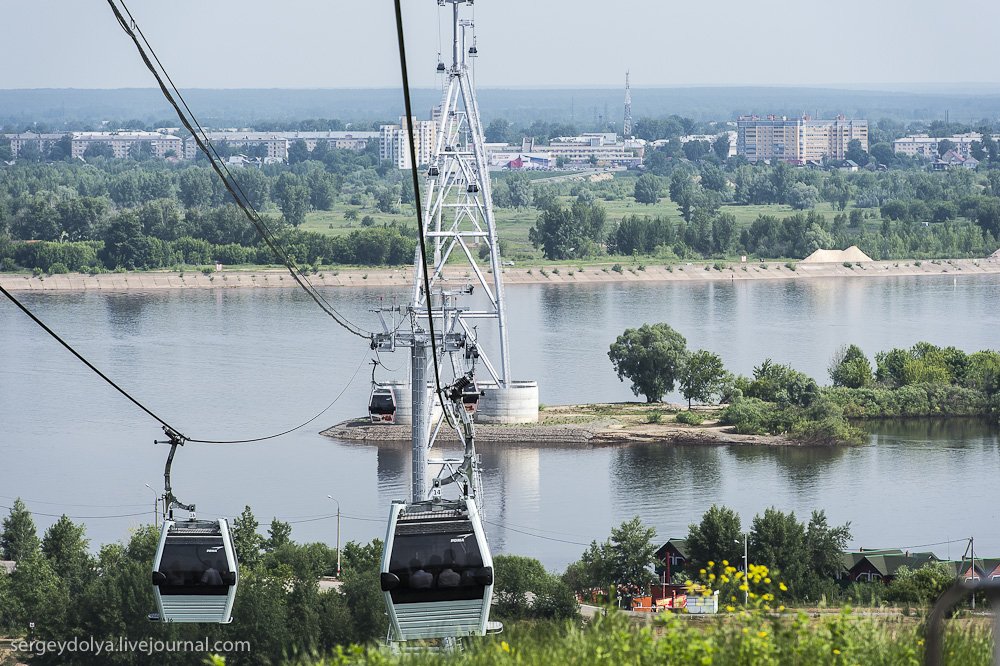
[
  {"xmin": 5, "ymin": 132, "xmax": 66, "ymax": 159},
  {"xmin": 893, "ymin": 133, "xmax": 998, "ymax": 160},
  {"xmin": 737, "ymin": 115, "xmax": 868, "ymax": 164},
  {"xmin": 379, "ymin": 117, "xmax": 437, "ymax": 169},
  {"xmin": 183, "ymin": 132, "xmax": 287, "ymax": 161},
  {"xmin": 71, "ymin": 131, "xmax": 184, "ymax": 160}
]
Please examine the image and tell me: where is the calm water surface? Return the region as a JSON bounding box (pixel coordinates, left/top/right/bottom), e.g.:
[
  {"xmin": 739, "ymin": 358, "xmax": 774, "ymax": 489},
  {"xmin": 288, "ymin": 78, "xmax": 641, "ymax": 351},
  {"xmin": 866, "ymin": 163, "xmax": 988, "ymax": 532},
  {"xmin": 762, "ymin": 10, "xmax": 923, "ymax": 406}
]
[{"xmin": 1, "ymin": 274, "xmax": 997, "ymax": 568}]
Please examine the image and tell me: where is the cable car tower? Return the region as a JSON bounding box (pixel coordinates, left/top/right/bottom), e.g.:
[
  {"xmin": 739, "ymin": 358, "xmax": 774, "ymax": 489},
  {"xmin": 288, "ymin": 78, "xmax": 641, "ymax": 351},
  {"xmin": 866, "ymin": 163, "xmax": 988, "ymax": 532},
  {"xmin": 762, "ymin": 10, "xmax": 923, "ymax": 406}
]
[{"xmin": 418, "ymin": 0, "xmax": 510, "ymax": 388}]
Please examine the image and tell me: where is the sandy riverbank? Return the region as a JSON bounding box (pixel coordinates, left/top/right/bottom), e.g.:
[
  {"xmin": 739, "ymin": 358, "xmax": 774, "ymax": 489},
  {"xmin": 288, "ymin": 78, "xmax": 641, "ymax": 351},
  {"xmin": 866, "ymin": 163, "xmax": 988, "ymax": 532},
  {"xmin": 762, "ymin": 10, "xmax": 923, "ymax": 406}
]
[
  {"xmin": 1, "ymin": 258, "xmax": 998, "ymax": 292},
  {"xmin": 321, "ymin": 403, "xmax": 789, "ymax": 447}
]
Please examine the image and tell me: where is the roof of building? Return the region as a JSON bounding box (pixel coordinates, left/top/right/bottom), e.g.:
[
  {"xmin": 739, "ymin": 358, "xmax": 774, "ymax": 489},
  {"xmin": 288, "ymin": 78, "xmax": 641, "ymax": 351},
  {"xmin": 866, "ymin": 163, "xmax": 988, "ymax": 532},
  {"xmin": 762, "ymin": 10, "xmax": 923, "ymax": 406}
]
[
  {"xmin": 857, "ymin": 552, "xmax": 939, "ymax": 577},
  {"xmin": 801, "ymin": 246, "xmax": 874, "ymax": 263},
  {"xmin": 655, "ymin": 538, "xmax": 689, "ymax": 561}
]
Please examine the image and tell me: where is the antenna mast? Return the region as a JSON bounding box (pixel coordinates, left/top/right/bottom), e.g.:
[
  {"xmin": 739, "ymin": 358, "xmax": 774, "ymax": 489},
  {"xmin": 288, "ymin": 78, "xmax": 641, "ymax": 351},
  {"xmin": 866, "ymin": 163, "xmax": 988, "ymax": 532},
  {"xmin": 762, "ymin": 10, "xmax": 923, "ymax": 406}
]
[{"xmin": 623, "ymin": 70, "xmax": 633, "ymax": 138}]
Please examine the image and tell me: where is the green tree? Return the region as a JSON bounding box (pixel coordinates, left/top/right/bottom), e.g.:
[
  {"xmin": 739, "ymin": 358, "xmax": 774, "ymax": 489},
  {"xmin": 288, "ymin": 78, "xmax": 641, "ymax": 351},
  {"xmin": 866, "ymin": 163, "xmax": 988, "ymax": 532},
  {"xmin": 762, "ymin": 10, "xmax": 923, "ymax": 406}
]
[
  {"xmin": 679, "ymin": 349, "xmax": 729, "ymax": 409},
  {"xmin": 493, "ymin": 554, "xmax": 549, "ymax": 619},
  {"xmin": 608, "ymin": 323, "xmax": 688, "ymax": 402},
  {"xmin": 749, "ymin": 508, "xmax": 808, "ymax": 596},
  {"xmin": 787, "ymin": 182, "xmax": 819, "ymax": 210},
  {"xmin": 686, "ymin": 505, "xmax": 743, "ymax": 571},
  {"xmin": 264, "ymin": 518, "xmax": 293, "ymax": 553},
  {"xmin": 1, "ymin": 499, "xmax": 40, "ymax": 561},
  {"xmin": 829, "ymin": 344, "xmax": 874, "ymax": 388},
  {"xmin": 83, "ymin": 142, "xmax": 114, "ymax": 159},
  {"xmin": 528, "ymin": 204, "xmax": 584, "ymax": 260},
  {"xmin": 937, "ymin": 139, "xmax": 956, "ymax": 157},
  {"xmin": 803, "ymin": 510, "xmax": 851, "ymax": 597},
  {"xmin": 633, "ymin": 173, "xmax": 662, "ymax": 204},
  {"xmin": 712, "ymin": 134, "xmax": 731, "ymax": 161},
  {"xmin": 845, "ymin": 139, "xmax": 869, "ymax": 166},
  {"xmin": 274, "ymin": 173, "xmax": 311, "ymax": 227},
  {"xmin": 232, "ymin": 505, "xmax": 264, "ymax": 569},
  {"xmin": 564, "ymin": 518, "xmax": 657, "ymax": 599},
  {"xmin": 40, "ymin": 515, "xmax": 89, "ymax": 575},
  {"xmin": 178, "ymin": 168, "xmax": 215, "ymax": 208}
]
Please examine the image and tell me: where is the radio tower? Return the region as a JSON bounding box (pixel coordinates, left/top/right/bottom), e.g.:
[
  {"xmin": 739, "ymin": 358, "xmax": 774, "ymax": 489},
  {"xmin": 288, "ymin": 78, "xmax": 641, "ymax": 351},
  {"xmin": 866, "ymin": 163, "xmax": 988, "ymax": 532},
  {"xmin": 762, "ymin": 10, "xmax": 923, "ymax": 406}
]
[
  {"xmin": 622, "ymin": 71, "xmax": 632, "ymax": 139},
  {"xmin": 623, "ymin": 71, "xmax": 633, "ymax": 139}
]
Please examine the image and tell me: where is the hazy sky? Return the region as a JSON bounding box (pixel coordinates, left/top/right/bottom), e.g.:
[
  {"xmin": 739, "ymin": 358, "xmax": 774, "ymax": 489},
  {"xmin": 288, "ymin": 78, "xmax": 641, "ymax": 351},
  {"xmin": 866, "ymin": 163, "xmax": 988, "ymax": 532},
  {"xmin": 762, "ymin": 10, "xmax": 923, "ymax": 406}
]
[{"xmin": 4, "ymin": 0, "xmax": 1000, "ymax": 89}]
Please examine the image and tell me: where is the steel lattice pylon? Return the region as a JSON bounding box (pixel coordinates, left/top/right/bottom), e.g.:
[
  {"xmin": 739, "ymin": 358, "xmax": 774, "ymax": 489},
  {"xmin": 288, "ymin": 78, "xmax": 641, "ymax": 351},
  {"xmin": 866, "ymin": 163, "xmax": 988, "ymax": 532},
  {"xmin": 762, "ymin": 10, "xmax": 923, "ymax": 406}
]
[{"xmin": 411, "ymin": 0, "xmax": 510, "ymax": 389}]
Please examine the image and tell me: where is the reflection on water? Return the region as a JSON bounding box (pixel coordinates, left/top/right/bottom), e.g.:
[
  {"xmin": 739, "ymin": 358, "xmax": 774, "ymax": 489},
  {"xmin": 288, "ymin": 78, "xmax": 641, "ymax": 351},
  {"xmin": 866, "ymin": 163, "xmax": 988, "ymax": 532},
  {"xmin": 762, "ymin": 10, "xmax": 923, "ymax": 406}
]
[{"xmin": 2, "ymin": 278, "xmax": 999, "ymax": 569}]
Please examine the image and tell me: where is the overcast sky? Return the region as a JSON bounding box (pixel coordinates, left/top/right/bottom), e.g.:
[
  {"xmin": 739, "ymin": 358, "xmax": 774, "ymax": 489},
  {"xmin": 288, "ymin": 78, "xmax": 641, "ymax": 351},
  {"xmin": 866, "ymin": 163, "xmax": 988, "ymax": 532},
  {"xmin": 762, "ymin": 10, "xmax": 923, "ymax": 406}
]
[{"xmin": 4, "ymin": 0, "xmax": 999, "ymax": 89}]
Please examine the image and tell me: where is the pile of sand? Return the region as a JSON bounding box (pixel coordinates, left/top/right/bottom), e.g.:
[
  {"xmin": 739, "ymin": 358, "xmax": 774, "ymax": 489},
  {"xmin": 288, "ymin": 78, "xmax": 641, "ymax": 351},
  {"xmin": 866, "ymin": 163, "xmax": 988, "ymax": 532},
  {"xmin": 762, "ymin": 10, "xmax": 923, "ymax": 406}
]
[{"xmin": 801, "ymin": 246, "xmax": 874, "ymax": 263}]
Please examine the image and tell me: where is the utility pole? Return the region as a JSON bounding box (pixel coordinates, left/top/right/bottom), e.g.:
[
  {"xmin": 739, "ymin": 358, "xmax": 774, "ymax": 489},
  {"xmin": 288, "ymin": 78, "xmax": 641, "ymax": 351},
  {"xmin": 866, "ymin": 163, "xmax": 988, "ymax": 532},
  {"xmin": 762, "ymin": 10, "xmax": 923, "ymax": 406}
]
[{"xmin": 327, "ymin": 495, "xmax": 342, "ymax": 577}]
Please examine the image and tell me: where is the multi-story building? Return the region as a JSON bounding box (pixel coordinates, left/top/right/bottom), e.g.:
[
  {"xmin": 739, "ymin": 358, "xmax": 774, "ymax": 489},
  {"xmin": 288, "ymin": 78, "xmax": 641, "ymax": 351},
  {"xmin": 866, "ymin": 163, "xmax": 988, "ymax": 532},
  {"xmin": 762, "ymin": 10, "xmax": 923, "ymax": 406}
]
[
  {"xmin": 5, "ymin": 132, "xmax": 67, "ymax": 159},
  {"xmin": 737, "ymin": 115, "xmax": 868, "ymax": 164},
  {"xmin": 893, "ymin": 133, "xmax": 998, "ymax": 160},
  {"xmin": 545, "ymin": 133, "xmax": 644, "ymax": 168},
  {"xmin": 379, "ymin": 117, "xmax": 437, "ymax": 169},
  {"xmin": 70, "ymin": 131, "xmax": 184, "ymax": 160},
  {"xmin": 280, "ymin": 131, "xmax": 379, "ymax": 153},
  {"xmin": 184, "ymin": 132, "xmax": 288, "ymax": 161}
]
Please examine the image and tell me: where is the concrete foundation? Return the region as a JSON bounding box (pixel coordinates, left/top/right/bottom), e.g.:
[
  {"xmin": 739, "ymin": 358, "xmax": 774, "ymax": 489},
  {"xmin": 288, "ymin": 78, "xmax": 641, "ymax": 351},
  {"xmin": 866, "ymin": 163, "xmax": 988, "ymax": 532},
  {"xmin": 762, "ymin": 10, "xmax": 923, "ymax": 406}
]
[
  {"xmin": 382, "ymin": 381, "xmax": 443, "ymax": 427},
  {"xmin": 476, "ymin": 381, "xmax": 539, "ymax": 424}
]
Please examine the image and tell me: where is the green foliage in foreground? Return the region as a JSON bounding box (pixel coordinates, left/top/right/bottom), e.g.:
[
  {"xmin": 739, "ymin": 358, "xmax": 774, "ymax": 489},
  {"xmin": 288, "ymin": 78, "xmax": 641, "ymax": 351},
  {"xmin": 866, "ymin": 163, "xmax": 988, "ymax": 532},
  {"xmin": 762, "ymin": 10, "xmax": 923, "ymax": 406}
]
[{"xmin": 281, "ymin": 608, "xmax": 992, "ymax": 666}]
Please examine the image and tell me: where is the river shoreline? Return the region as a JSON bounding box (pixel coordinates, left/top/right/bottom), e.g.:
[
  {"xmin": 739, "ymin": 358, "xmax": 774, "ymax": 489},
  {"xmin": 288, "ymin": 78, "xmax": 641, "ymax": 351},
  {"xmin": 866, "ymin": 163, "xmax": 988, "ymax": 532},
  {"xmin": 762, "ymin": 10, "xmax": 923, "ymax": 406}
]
[
  {"xmin": 321, "ymin": 402, "xmax": 791, "ymax": 447},
  {"xmin": 2, "ymin": 257, "xmax": 998, "ymax": 292}
]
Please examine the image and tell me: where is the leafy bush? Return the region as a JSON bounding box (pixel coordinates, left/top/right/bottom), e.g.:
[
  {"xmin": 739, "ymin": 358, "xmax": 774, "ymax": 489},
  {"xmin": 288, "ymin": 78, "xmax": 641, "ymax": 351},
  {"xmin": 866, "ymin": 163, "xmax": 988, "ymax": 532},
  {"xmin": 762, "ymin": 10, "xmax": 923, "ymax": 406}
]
[
  {"xmin": 47, "ymin": 262, "xmax": 69, "ymax": 275},
  {"xmin": 675, "ymin": 410, "xmax": 705, "ymax": 425}
]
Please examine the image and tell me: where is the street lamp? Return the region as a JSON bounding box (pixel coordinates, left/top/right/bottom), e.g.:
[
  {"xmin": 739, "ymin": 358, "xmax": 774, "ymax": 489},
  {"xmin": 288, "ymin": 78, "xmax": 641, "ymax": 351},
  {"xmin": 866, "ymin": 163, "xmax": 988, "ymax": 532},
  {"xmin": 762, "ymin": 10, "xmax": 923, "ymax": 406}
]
[
  {"xmin": 735, "ymin": 534, "xmax": 748, "ymax": 604},
  {"xmin": 327, "ymin": 495, "xmax": 342, "ymax": 577},
  {"xmin": 144, "ymin": 483, "xmax": 159, "ymax": 527}
]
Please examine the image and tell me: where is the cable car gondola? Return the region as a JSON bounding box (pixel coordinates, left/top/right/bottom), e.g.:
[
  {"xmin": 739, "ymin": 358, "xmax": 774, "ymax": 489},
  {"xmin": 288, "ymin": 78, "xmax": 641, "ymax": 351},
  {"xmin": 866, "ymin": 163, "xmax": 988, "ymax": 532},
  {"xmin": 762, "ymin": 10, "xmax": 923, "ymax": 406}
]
[
  {"xmin": 380, "ymin": 498, "xmax": 494, "ymax": 641},
  {"xmin": 461, "ymin": 381, "xmax": 481, "ymax": 414},
  {"xmin": 369, "ymin": 385, "xmax": 397, "ymax": 423},
  {"xmin": 466, "ymin": 183, "xmax": 479, "ymax": 193},
  {"xmin": 151, "ymin": 518, "xmax": 239, "ymax": 623}
]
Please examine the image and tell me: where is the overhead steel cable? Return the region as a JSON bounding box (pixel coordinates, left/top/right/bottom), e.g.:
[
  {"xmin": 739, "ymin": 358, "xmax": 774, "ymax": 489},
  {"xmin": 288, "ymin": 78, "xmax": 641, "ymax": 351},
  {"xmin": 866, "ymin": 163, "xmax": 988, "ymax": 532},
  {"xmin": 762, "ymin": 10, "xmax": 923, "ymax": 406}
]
[
  {"xmin": 105, "ymin": 0, "xmax": 372, "ymax": 340},
  {"xmin": 0, "ymin": 283, "xmax": 185, "ymax": 436},
  {"xmin": 0, "ymin": 284, "xmax": 362, "ymax": 446},
  {"xmin": 391, "ymin": 0, "xmax": 448, "ymax": 404},
  {"xmin": 186, "ymin": 354, "xmax": 366, "ymax": 444}
]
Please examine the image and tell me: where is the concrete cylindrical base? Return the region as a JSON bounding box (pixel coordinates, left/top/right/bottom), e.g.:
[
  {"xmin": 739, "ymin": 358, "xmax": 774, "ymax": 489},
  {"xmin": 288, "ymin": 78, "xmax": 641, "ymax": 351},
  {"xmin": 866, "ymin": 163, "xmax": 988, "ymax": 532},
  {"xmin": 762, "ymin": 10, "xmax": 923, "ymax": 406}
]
[
  {"xmin": 476, "ymin": 381, "xmax": 539, "ymax": 424},
  {"xmin": 383, "ymin": 381, "xmax": 443, "ymax": 426}
]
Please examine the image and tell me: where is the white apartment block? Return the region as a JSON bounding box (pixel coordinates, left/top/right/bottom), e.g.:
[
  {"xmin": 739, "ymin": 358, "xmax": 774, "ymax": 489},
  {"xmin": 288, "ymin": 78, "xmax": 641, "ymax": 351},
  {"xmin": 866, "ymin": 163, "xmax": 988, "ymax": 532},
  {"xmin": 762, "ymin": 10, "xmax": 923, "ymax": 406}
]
[
  {"xmin": 379, "ymin": 117, "xmax": 437, "ymax": 169},
  {"xmin": 893, "ymin": 133, "xmax": 999, "ymax": 160},
  {"xmin": 70, "ymin": 131, "xmax": 184, "ymax": 160},
  {"xmin": 737, "ymin": 115, "xmax": 868, "ymax": 164},
  {"xmin": 545, "ymin": 133, "xmax": 644, "ymax": 168},
  {"xmin": 5, "ymin": 132, "xmax": 66, "ymax": 158}
]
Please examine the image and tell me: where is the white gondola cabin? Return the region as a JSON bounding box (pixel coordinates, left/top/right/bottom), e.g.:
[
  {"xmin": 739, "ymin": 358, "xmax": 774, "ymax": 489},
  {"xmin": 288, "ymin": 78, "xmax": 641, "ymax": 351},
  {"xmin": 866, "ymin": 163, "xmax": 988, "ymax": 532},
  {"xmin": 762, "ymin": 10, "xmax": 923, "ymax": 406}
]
[
  {"xmin": 369, "ymin": 386, "xmax": 397, "ymax": 424},
  {"xmin": 380, "ymin": 499, "xmax": 495, "ymax": 641},
  {"xmin": 151, "ymin": 518, "xmax": 238, "ymax": 623}
]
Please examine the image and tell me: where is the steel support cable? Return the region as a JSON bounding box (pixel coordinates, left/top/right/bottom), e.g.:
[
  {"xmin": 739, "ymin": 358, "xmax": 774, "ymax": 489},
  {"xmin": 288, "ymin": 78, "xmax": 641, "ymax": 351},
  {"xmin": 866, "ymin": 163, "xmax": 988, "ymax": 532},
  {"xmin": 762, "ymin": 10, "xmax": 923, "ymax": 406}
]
[
  {"xmin": 105, "ymin": 0, "xmax": 372, "ymax": 340},
  {"xmin": 0, "ymin": 283, "xmax": 364, "ymax": 446},
  {"xmin": 0, "ymin": 283, "xmax": 184, "ymax": 436},
  {"xmin": 187, "ymin": 353, "xmax": 366, "ymax": 444},
  {"xmin": 0, "ymin": 503, "xmax": 149, "ymax": 521},
  {"xmin": 391, "ymin": 0, "xmax": 451, "ymax": 415}
]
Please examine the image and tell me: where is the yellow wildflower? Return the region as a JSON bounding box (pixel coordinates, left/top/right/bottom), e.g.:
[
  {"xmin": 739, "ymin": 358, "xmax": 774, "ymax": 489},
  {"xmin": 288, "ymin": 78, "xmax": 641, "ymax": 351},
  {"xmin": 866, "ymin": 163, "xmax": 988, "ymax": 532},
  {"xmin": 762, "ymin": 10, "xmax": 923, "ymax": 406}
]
[
  {"xmin": 779, "ymin": 582, "xmax": 787, "ymax": 592},
  {"xmin": 501, "ymin": 641, "xmax": 511, "ymax": 653},
  {"xmin": 708, "ymin": 561, "xmax": 715, "ymax": 567},
  {"xmin": 764, "ymin": 577, "xmax": 771, "ymax": 584},
  {"xmin": 833, "ymin": 649, "xmax": 841, "ymax": 655},
  {"xmin": 722, "ymin": 560, "xmax": 729, "ymax": 566},
  {"xmin": 758, "ymin": 631, "xmax": 767, "ymax": 638},
  {"xmin": 725, "ymin": 605, "xmax": 735, "ymax": 612}
]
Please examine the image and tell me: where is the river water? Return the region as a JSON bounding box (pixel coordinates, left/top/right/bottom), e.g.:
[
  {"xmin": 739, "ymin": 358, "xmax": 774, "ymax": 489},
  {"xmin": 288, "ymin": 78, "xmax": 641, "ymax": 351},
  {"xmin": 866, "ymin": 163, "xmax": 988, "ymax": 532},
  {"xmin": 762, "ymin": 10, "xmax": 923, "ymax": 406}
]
[{"xmin": 1, "ymin": 274, "xmax": 997, "ymax": 569}]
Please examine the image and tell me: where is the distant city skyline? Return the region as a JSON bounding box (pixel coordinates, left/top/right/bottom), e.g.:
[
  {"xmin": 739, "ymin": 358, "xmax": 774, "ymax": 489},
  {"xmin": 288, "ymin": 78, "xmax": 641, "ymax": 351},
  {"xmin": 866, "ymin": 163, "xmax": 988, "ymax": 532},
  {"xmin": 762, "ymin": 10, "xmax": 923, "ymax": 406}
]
[{"xmin": 4, "ymin": 0, "xmax": 1000, "ymax": 90}]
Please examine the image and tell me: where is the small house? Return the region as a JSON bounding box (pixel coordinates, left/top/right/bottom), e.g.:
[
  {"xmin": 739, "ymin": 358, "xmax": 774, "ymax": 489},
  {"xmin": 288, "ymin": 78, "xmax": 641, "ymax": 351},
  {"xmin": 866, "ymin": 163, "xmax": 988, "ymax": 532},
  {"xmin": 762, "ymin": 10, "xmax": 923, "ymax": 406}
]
[
  {"xmin": 845, "ymin": 550, "xmax": 939, "ymax": 583},
  {"xmin": 655, "ymin": 538, "xmax": 688, "ymax": 578}
]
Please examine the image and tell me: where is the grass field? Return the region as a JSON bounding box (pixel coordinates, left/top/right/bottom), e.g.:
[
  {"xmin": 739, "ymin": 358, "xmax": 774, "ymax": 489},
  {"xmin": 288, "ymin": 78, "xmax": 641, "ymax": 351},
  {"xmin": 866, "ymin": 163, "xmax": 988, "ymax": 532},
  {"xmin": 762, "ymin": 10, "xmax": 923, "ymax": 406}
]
[{"xmin": 300, "ymin": 172, "xmax": 883, "ymax": 265}]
